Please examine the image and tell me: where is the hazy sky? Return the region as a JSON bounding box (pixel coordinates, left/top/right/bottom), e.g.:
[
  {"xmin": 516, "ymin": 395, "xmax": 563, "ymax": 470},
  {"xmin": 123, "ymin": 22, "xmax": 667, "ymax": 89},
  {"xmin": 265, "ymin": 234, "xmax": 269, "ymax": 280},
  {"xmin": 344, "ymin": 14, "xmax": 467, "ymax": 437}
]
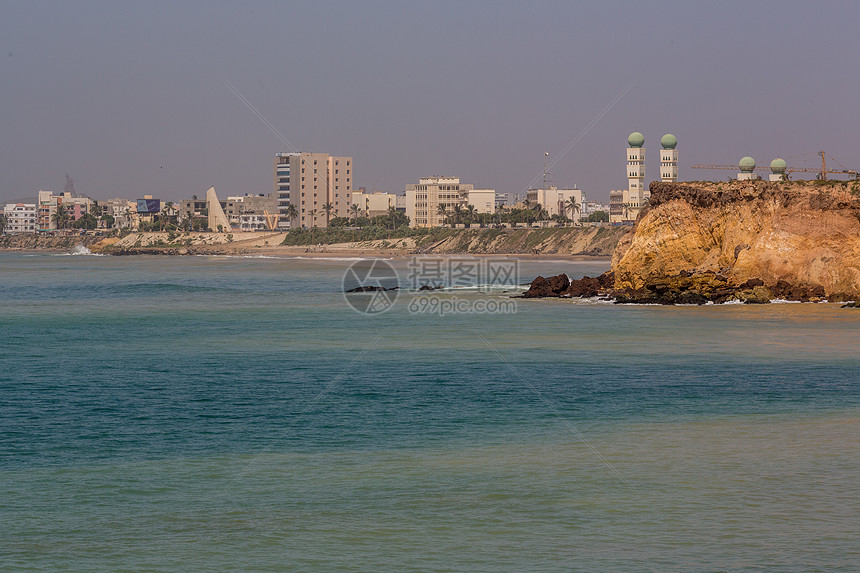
[{"xmin": 2, "ymin": 0, "xmax": 859, "ymax": 204}]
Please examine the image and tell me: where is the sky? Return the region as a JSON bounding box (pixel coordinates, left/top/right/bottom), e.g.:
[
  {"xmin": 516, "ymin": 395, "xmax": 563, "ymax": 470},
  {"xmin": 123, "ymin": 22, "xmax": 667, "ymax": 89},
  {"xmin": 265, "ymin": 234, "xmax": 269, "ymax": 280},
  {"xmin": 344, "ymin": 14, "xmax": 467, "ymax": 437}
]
[{"xmin": 2, "ymin": 0, "xmax": 859, "ymax": 204}]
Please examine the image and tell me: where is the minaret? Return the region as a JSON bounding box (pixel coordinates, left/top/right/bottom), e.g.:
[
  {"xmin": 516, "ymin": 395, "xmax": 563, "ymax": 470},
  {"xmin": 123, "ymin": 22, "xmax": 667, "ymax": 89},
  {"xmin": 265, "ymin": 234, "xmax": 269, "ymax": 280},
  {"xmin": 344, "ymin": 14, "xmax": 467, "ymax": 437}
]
[
  {"xmin": 626, "ymin": 132, "xmax": 645, "ymax": 219},
  {"xmin": 660, "ymin": 134, "xmax": 678, "ymax": 183}
]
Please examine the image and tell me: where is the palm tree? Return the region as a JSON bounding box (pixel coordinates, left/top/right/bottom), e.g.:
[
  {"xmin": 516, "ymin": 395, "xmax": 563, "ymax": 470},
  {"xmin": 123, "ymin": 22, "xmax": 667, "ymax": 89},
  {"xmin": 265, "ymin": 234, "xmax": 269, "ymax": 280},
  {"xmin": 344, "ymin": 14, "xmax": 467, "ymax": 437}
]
[
  {"xmin": 436, "ymin": 203, "xmax": 449, "ymax": 227},
  {"xmin": 307, "ymin": 209, "xmax": 318, "ymax": 229},
  {"xmin": 387, "ymin": 205, "xmax": 397, "ymax": 238},
  {"xmin": 451, "ymin": 204, "xmax": 463, "ymax": 228},
  {"xmin": 349, "ymin": 203, "xmax": 360, "ymax": 225},
  {"xmin": 52, "ymin": 208, "xmax": 68, "ymax": 230},
  {"xmin": 465, "ymin": 204, "xmax": 477, "ymax": 227},
  {"xmin": 285, "ymin": 204, "xmax": 299, "ymax": 228},
  {"xmin": 160, "ymin": 201, "xmax": 174, "ymax": 231},
  {"xmin": 564, "ymin": 197, "xmax": 581, "ymax": 226},
  {"xmin": 322, "ymin": 202, "xmax": 334, "ymax": 226},
  {"xmin": 0, "ymin": 213, "xmax": 7, "ymax": 235}
]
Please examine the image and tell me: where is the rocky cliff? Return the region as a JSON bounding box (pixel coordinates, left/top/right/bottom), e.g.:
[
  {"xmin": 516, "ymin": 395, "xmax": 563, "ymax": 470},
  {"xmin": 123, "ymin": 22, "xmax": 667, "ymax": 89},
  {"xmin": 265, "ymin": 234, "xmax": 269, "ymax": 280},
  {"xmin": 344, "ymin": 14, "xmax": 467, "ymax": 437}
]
[
  {"xmin": 0, "ymin": 234, "xmax": 102, "ymax": 251},
  {"xmin": 612, "ymin": 180, "xmax": 860, "ymax": 298}
]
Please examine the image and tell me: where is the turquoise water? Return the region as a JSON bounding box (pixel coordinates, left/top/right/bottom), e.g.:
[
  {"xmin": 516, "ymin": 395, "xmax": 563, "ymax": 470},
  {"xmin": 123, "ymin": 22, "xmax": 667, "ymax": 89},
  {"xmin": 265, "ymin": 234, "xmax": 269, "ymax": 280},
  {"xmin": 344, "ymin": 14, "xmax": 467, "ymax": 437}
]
[{"xmin": 2, "ymin": 252, "xmax": 859, "ymax": 571}]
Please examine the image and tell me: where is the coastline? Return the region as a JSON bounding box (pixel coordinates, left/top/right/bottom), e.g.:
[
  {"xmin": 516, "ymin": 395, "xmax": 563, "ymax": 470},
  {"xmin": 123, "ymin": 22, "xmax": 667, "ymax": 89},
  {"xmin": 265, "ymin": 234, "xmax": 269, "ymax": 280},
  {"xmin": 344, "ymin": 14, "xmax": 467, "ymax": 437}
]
[{"xmin": 1, "ymin": 226, "xmax": 626, "ymax": 259}]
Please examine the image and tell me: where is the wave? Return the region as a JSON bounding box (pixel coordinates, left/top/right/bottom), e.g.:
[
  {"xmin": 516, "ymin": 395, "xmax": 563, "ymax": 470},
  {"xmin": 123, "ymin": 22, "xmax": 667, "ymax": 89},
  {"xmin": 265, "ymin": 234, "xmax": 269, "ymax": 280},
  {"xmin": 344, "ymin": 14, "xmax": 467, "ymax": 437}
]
[{"xmin": 55, "ymin": 244, "xmax": 104, "ymax": 256}]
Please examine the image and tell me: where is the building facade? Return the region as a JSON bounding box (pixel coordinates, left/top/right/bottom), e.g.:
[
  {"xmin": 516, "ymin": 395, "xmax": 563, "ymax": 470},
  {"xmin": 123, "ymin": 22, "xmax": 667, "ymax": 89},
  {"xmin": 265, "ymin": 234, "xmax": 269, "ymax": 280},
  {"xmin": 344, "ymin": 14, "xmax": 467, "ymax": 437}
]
[
  {"xmin": 406, "ymin": 177, "xmax": 472, "ymax": 228},
  {"xmin": 526, "ymin": 186, "xmax": 585, "ymax": 219},
  {"xmin": 405, "ymin": 177, "xmax": 495, "ymax": 228},
  {"xmin": 609, "ymin": 189, "xmax": 625, "ymax": 223},
  {"xmin": 3, "ymin": 203, "xmax": 37, "ymax": 233},
  {"xmin": 36, "ymin": 190, "xmax": 91, "ymax": 230},
  {"xmin": 351, "ymin": 191, "xmax": 399, "ymax": 217},
  {"xmin": 660, "ymin": 134, "xmax": 678, "ymax": 183},
  {"xmin": 626, "ymin": 132, "xmax": 647, "ymax": 220},
  {"xmin": 274, "ymin": 152, "xmax": 353, "ymax": 228}
]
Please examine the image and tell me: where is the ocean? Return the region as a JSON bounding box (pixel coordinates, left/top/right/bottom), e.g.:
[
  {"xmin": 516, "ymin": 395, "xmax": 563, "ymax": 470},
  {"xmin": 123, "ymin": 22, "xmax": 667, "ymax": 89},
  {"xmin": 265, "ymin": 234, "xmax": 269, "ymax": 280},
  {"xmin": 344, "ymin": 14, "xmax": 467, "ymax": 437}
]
[{"xmin": 1, "ymin": 251, "xmax": 859, "ymax": 571}]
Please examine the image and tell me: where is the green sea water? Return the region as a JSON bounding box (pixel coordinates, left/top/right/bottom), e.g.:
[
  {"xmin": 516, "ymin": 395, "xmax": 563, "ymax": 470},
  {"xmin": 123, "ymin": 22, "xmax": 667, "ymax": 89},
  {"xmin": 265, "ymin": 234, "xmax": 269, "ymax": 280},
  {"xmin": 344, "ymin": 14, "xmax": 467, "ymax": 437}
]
[{"xmin": 1, "ymin": 252, "xmax": 859, "ymax": 571}]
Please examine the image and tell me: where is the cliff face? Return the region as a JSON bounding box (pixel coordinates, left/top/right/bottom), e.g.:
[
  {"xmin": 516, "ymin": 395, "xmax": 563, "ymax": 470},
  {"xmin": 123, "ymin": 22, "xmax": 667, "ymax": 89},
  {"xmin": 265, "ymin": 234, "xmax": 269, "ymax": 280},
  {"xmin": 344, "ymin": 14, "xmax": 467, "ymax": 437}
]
[
  {"xmin": 418, "ymin": 226, "xmax": 627, "ymax": 256},
  {"xmin": 612, "ymin": 180, "xmax": 860, "ymax": 297},
  {"xmin": 0, "ymin": 234, "xmax": 102, "ymax": 251}
]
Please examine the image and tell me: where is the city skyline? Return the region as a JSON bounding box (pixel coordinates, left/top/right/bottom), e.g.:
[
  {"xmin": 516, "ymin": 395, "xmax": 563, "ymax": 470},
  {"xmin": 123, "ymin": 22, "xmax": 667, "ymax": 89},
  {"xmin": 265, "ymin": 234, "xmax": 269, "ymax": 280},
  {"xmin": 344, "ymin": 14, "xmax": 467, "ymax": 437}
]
[{"xmin": 2, "ymin": 1, "xmax": 859, "ymax": 203}]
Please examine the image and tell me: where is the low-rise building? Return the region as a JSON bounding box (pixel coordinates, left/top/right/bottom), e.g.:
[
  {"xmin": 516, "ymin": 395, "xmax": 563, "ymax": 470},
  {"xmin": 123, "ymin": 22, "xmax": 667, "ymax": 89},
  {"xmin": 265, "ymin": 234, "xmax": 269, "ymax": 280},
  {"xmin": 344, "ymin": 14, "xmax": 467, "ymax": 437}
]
[
  {"xmin": 3, "ymin": 203, "xmax": 37, "ymax": 233},
  {"xmin": 581, "ymin": 200, "xmax": 610, "ymax": 218},
  {"xmin": 36, "ymin": 190, "xmax": 92, "ymax": 230},
  {"xmin": 526, "ymin": 186, "xmax": 585, "ymax": 219},
  {"xmin": 609, "ymin": 189, "xmax": 626, "ymax": 223},
  {"xmin": 467, "ymin": 189, "xmax": 496, "ymax": 215},
  {"xmin": 101, "ymin": 198, "xmax": 138, "ymax": 229},
  {"xmin": 351, "ymin": 190, "xmax": 399, "ymax": 217},
  {"xmin": 180, "ymin": 193, "xmax": 277, "ymax": 229},
  {"xmin": 405, "ymin": 176, "xmax": 496, "ymax": 228},
  {"xmin": 495, "ymin": 192, "xmax": 515, "ymax": 208}
]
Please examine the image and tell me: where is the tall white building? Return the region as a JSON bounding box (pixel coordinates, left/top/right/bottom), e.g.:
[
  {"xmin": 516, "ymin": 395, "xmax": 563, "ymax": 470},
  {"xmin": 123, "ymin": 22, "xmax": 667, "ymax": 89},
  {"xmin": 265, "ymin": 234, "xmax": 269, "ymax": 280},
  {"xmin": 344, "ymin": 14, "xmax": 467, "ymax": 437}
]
[
  {"xmin": 660, "ymin": 134, "xmax": 678, "ymax": 183},
  {"xmin": 274, "ymin": 152, "xmax": 353, "ymax": 228},
  {"xmin": 626, "ymin": 132, "xmax": 647, "ymax": 219}
]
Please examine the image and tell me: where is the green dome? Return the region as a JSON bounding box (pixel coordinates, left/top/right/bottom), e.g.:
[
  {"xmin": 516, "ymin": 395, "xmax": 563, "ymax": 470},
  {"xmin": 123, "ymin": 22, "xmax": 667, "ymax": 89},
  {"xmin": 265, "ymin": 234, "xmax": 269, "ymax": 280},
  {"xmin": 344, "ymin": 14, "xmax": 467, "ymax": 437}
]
[
  {"xmin": 770, "ymin": 158, "xmax": 787, "ymax": 173},
  {"xmin": 660, "ymin": 134, "xmax": 678, "ymax": 149},
  {"xmin": 627, "ymin": 132, "xmax": 645, "ymax": 148},
  {"xmin": 739, "ymin": 156, "xmax": 756, "ymax": 172}
]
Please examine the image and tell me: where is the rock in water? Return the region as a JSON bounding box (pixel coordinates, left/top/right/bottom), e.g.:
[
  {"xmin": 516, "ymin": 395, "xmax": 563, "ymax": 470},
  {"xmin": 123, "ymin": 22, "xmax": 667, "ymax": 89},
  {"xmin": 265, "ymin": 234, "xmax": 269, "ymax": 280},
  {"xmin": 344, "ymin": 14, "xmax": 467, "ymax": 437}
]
[{"xmin": 521, "ymin": 274, "xmax": 569, "ymax": 298}]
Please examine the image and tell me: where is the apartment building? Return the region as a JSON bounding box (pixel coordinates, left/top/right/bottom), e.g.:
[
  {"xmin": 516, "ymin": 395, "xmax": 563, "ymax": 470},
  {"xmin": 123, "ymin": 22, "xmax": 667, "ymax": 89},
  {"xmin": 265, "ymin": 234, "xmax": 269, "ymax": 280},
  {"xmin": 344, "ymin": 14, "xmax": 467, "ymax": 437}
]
[
  {"xmin": 3, "ymin": 203, "xmax": 37, "ymax": 233},
  {"xmin": 274, "ymin": 152, "xmax": 353, "ymax": 228}
]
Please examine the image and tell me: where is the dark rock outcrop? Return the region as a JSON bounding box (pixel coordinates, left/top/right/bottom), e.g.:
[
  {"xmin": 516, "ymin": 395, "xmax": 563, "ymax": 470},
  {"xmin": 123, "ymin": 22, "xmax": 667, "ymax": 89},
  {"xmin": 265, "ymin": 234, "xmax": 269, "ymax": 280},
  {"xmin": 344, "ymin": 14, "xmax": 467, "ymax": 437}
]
[
  {"xmin": 521, "ymin": 275, "xmax": 568, "ymax": 298},
  {"xmin": 521, "ymin": 269, "xmax": 850, "ymax": 305}
]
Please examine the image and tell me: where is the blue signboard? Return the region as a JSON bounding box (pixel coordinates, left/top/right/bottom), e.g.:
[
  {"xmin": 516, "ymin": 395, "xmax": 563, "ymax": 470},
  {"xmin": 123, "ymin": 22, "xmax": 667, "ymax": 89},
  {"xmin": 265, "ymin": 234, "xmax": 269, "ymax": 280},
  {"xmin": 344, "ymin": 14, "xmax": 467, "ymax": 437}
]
[{"xmin": 137, "ymin": 199, "xmax": 160, "ymax": 214}]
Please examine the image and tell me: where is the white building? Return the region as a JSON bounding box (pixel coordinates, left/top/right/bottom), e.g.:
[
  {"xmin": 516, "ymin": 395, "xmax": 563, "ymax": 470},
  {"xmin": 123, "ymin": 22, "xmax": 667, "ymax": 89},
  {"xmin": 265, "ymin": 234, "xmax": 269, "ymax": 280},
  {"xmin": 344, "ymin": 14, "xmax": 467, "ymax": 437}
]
[
  {"xmin": 581, "ymin": 200, "xmax": 609, "ymax": 218},
  {"xmin": 626, "ymin": 131, "xmax": 647, "ymax": 220},
  {"xmin": 467, "ymin": 189, "xmax": 496, "ymax": 215},
  {"xmin": 351, "ymin": 191, "xmax": 399, "ymax": 217},
  {"xmin": 239, "ymin": 213, "xmax": 270, "ymax": 231},
  {"xmin": 405, "ymin": 176, "xmax": 495, "ymax": 228},
  {"xmin": 660, "ymin": 134, "xmax": 678, "ymax": 183},
  {"xmin": 3, "ymin": 203, "xmax": 37, "ymax": 233},
  {"xmin": 526, "ymin": 186, "xmax": 585, "ymax": 219},
  {"xmin": 495, "ymin": 192, "xmax": 515, "ymax": 208}
]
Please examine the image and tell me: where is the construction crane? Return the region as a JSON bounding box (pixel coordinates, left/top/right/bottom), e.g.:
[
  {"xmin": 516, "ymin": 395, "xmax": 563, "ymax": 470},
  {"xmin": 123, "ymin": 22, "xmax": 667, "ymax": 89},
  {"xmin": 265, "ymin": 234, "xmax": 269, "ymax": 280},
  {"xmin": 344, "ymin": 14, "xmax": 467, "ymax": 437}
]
[{"xmin": 692, "ymin": 151, "xmax": 859, "ymax": 180}]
